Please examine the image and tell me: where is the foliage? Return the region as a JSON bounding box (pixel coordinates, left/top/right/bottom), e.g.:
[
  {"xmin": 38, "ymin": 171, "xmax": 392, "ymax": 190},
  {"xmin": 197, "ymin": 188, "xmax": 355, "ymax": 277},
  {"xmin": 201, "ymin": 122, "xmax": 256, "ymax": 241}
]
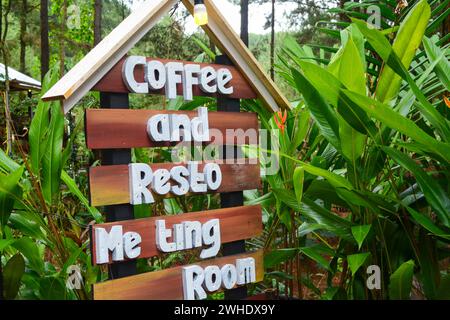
[{"xmin": 268, "ymin": 0, "xmax": 450, "ymax": 299}]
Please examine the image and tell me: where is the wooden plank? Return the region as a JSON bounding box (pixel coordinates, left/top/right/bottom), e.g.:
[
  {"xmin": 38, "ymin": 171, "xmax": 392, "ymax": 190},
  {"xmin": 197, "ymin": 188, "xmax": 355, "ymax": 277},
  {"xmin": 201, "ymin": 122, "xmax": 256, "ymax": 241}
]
[
  {"xmin": 92, "ymin": 57, "xmax": 257, "ymax": 99},
  {"xmin": 91, "ymin": 205, "xmax": 262, "ymax": 265},
  {"xmin": 89, "ymin": 162, "xmax": 261, "ymax": 207},
  {"xmin": 85, "ymin": 109, "xmax": 259, "ymax": 150},
  {"xmin": 182, "ymin": 0, "xmax": 291, "ymax": 112},
  {"xmin": 93, "ymin": 250, "xmax": 264, "ymax": 300}
]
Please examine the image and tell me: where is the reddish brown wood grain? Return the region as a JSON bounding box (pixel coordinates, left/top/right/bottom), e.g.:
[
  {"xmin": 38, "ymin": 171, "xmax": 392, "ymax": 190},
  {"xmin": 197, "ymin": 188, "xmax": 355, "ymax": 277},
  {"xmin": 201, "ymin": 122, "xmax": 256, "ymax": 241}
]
[
  {"xmin": 91, "ymin": 205, "xmax": 262, "ymax": 265},
  {"xmin": 89, "ymin": 161, "xmax": 261, "ymax": 207},
  {"xmin": 85, "ymin": 109, "xmax": 259, "ymax": 150},
  {"xmin": 92, "ymin": 56, "xmax": 257, "ymax": 99},
  {"xmin": 93, "ymin": 250, "xmax": 264, "ymax": 300}
]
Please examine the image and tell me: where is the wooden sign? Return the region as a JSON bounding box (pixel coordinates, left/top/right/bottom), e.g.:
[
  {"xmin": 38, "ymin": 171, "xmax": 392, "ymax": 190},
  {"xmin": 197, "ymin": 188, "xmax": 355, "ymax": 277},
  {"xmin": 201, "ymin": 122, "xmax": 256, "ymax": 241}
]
[
  {"xmin": 89, "ymin": 161, "xmax": 261, "ymax": 207},
  {"xmin": 38, "ymin": 0, "xmax": 297, "ymax": 302},
  {"xmin": 93, "ymin": 56, "xmax": 257, "ymax": 100},
  {"xmin": 93, "ymin": 250, "xmax": 264, "ymax": 300},
  {"xmin": 91, "ymin": 205, "xmax": 262, "ymax": 265},
  {"xmin": 85, "ymin": 109, "xmax": 259, "ymax": 149}
]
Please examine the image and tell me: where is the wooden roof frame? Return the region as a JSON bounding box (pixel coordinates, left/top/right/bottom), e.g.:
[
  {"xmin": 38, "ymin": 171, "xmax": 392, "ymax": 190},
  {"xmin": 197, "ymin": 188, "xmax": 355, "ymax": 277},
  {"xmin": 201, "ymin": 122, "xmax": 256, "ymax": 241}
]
[{"xmin": 42, "ymin": 0, "xmax": 291, "ymax": 114}]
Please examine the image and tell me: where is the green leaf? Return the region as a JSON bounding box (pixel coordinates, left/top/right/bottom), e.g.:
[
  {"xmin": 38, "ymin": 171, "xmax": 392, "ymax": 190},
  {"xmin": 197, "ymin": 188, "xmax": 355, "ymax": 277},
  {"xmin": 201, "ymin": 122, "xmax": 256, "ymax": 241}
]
[
  {"xmin": 293, "ymin": 166, "xmax": 305, "ymax": 206},
  {"xmin": 291, "ymin": 68, "xmax": 341, "ymax": 150},
  {"xmin": 383, "ymin": 147, "xmax": 450, "ymax": 227},
  {"xmin": 300, "ymin": 246, "xmax": 332, "ymax": 272},
  {"xmin": 301, "ymin": 164, "xmax": 354, "ymax": 190},
  {"xmin": 347, "ymin": 252, "xmax": 370, "ymax": 275},
  {"xmin": 191, "ymin": 36, "xmax": 216, "ymax": 60},
  {"xmin": 12, "ymin": 237, "xmax": 44, "ymax": 274},
  {"xmin": 353, "ymin": 18, "xmax": 450, "ymax": 140},
  {"xmin": 389, "ymin": 260, "xmax": 415, "ymax": 300},
  {"xmin": 422, "ymin": 36, "xmax": 450, "ymax": 91},
  {"xmin": 61, "ymin": 170, "xmax": 102, "ymax": 223},
  {"xmin": 289, "ymin": 110, "xmax": 310, "ymax": 154},
  {"xmin": 0, "ymin": 239, "xmax": 14, "ymax": 251},
  {"xmin": 328, "ymin": 36, "xmax": 367, "ymax": 162},
  {"xmin": 271, "ymin": 189, "xmax": 354, "ymax": 241},
  {"xmin": 3, "ymin": 253, "xmax": 25, "ymax": 300},
  {"xmin": 264, "ymin": 249, "xmax": 298, "ymax": 268},
  {"xmin": 0, "ymin": 167, "xmax": 24, "ymax": 228},
  {"xmin": 38, "ymin": 277, "xmax": 67, "ymax": 300},
  {"xmin": 0, "ymin": 149, "xmax": 20, "ymax": 173},
  {"xmin": 351, "ymin": 225, "xmax": 372, "ymax": 250},
  {"xmin": 342, "ymin": 90, "xmax": 450, "ymax": 162},
  {"xmin": 29, "ymin": 64, "xmax": 59, "ymax": 177},
  {"xmin": 375, "ymin": 0, "xmax": 431, "ymax": 103},
  {"xmin": 406, "ymin": 206, "xmax": 450, "ymax": 240},
  {"xmin": 41, "ymin": 103, "xmax": 64, "ymax": 205}
]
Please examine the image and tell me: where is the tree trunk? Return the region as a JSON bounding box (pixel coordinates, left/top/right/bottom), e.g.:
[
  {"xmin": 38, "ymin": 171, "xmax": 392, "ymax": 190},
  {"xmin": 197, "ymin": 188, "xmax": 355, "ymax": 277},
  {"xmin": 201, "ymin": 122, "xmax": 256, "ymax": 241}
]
[
  {"xmin": 20, "ymin": 0, "xmax": 27, "ymax": 73},
  {"xmin": 40, "ymin": 0, "xmax": 49, "ymax": 80},
  {"xmin": 240, "ymin": 0, "xmax": 249, "ymax": 46},
  {"xmin": 59, "ymin": 0, "xmax": 67, "ymax": 76},
  {"xmin": 94, "ymin": 0, "xmax": 102, "ymax": 46},
  {"xmin": 1, "ymin": 0, "xmax": 13, "ymax": 156},
  {"xmin": 270, "ymin": 0, "xmax": 275, "ymax": 80}
]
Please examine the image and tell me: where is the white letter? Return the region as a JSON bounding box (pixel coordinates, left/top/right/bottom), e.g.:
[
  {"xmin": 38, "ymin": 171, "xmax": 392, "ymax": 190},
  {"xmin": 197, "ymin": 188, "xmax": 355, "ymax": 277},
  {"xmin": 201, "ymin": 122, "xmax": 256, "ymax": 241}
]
[
  {"xmin": 123, "ymin": 231, "xmax": 142, "ymax": 259},
  {"xmin": 147, "ymin": 114, "xmax": 170, "ymax": 142},
  {"xmin": 182, "ymin": 265, "xmax": 206, "ymax": 300},
  {"xmin": 200, "ymin": 219, "xmax": 221, "ymax": 259},
  {"xmin": 204, "ymin": 266, "xmax": 221, "ymax": 292},
  {"xmin": 367, "ymin": 265, "xmax": 381, "ymax": 290},
  {"xmin": 170, "ymin": 114, "xmax": 192, "ymax": 142},
  {"xmin": 95, "ymin": 226, "xmax": 124, "ymax": 264},
  {"xmin": 129, "ymin": 163, "xmax": 154, "ymax": 205},
  {"xmin": 199, "ymin": 66, "xmax": 217, "ymax": 93},
  {"xmin": 171, "ymin": 166, "xmax": 190, "ymax": 196},
  {"xmin": 122, "ymin": 56, "xmax": 148, "ymax": 94},
  {"xmin": 188, "ymin": 162, "xmax": 207, "ymax": 193},
  {"xmin": 165, "ymin": 62, "xmax": 184, "ymax": 99},
  {"xmin": 146, "ymin": 60, "xmax": 166, "ymax": 90},
  {"xmin": 174, "ymin": 223, "xmax": 185, "ymax": 251},
  {"xmin": 217, "ymin": 68, "xmax": 233, "ymax": 95},
  {"xmin": 221, "ymin": 264, "xmax": 237, "ymax": 289},
  {"xmin": 156, "ymin": 220, "xmax": 176, "ymax": 252},
  {"xmin": 183, "ymin": 221, "xmax": 202, "ymax": 249},
  {"xmin": 183, "ymin": 64, "xmax": 201, "ymax": 101},
  {"xmin": 204, "ymin": 163, "xmax": 222, "ymax": 190},
  {"xmin": 236, "ymin": 258, "xmax": 256, "ymax": 285},
  {"xmin": 152, "ymin": 169, "xmax": 171, "ymax": 195},
  {"xmin": 191, "ymin": 107, "xmax": 210, "ymax": 142}
]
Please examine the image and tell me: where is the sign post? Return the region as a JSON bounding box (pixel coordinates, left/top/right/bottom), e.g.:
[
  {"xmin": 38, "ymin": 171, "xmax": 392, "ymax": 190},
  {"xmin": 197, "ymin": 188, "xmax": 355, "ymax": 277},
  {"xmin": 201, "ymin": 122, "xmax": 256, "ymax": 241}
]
[
  {"xmin": 43, "ymin": 0, "xmax": 291, "ymax": 301},
  {"xmin": 100, "ymin": 92, "xmax": 137, "ymax": 279},
  {"xmin": 216, "ymin": 54, "xmax": 247, "ymax": 300}
]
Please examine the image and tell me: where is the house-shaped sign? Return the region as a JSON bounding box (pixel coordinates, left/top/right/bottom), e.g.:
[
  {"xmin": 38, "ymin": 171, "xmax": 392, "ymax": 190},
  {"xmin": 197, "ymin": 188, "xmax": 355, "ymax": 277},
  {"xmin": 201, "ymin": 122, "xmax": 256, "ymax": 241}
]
[{"xmin": 43, "ymin": 0, "xmax": 290, "ymax": 300}]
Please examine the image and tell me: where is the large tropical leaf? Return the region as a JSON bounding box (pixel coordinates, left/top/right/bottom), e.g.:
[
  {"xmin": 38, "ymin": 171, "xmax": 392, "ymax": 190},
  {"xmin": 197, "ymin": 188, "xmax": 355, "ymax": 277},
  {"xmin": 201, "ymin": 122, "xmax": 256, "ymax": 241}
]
[
  {"xmin": 41, "ymin": 103, "xmax": 64, "ymax": 205},
  {"xmin": 354, "ymin": 18, "xmax": 450, "ymax": 140},
  {"xmin": 0, "ymin": 167, "xmax": 24, "ymax": 228},
  {"xmin": 342, "ymin": 90, "xmax": 450, "ymax": 162},
  {"xmin": 376, "ymin": 0, "xmax": 431, "ymax": 104},
  {"xmin": 383, "ymin": 147, "xmax": 450, "ymax": 227},
  {"xmin": 28, "ymin": 65, "xmax": 59, "ymax": 177},
  {"xmin": 291, "ymin": 69, "xmax": 341, "ymax": 150},
  {"xmin": 389, "ymin": 260, "xmax": 415, "ymax": 300},
  {"xmin": 2, "ymin": 253, "xmax": 25, "ymax": 300},
  {"xmin": 422, "ymin": 36, "xmax": 450, "ymax": 91}
]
